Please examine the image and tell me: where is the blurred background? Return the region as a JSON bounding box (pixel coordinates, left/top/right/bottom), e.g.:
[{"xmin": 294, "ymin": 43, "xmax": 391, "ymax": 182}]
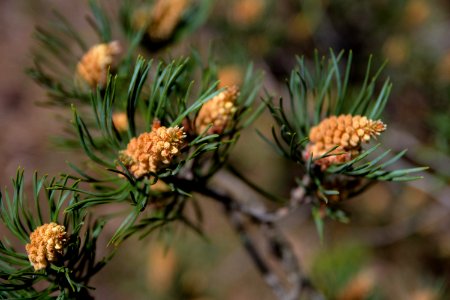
[{"xmin": 1, "ymin": 0, "xmax": 450, "ymax": 299}]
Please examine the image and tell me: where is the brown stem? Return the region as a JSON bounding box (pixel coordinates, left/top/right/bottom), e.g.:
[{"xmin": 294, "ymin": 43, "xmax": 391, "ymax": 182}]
[
  {"xmin": 192, "ymin": 182, "xmax": 324, "ymax": 300},
  {"xmin": 164, "ymin": 174, "xmax": 324, "ymax": 299}
]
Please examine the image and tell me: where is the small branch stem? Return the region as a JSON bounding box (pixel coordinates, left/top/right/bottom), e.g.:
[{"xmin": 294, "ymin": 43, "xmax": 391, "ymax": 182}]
[
  {"xmin": 164, "ymin": 174, "xmax": 324, "ymax": 299},
  {"xmin": 227, "ymin": 165, "xmax": 288, "ymax": 203},
  {"xmin": 168, "ymin": 175, "xmax": 324, "ymax": 300}
]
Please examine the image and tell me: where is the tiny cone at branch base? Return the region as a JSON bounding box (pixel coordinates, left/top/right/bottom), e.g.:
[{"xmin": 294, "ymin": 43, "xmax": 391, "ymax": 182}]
[
  {"xmin": 230, "ymin": 0, "xmax": 266, "ymax": 27},
  {"xmin": 76, "ymin": 41, "xmax": 122, "ymax": 88},
  {"xmin": 120, "ymin": 121, "xmax": 186, "ymax": 178},
  {"xmin": 133, "ymin": 0, "xmax": 190, "ymax": 42},
  {"xmin": 305, "ymin": 114, "xmax": 386, "ymax": 169},
  {"xmin": 112, "ymin": 112, "xmax": 128, "ymax": 132},
  {"xmin": 195, "ymin": 85, "xmax": 239, "ymax": 135},
  {"xmin": 25, "ymin": 223, "xmax": 68, "ymax": 271}
]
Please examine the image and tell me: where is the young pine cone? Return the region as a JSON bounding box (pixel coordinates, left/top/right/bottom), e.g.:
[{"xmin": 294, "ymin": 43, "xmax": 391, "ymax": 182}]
[
  {"xmin": 112, "ymin": 112, "xmax": 128, "ymax": 132},
  {"xmin": 306, "ymin": 114, "xmax": 386, "ymax": 169},
  {"xmin": 230, "ymin": 0, "xmax": 266, "ymax": 28},
  {"xmin": 133, "ymin": 0, "xmax": 189, "ymax": 42},
  {"xmin": 25, "ymin": 223, "xmax": 68, "ymax": 271},
  {"xmin": 195, "ymin": 85, "xmax": 239, "ymax": 135},
  {"xmin": 76, "ymin": 41, "xmax": 121, "ymax": 88},
  {"xmin": 120, "ymin": 122, "xmax": 186, "ymax": 178}
]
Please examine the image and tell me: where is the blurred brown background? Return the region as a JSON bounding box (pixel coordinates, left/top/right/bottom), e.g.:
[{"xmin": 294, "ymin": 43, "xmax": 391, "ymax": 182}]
[{"xmin": 0, "ymin": 1, "xmax": 86, "ymax": 183}]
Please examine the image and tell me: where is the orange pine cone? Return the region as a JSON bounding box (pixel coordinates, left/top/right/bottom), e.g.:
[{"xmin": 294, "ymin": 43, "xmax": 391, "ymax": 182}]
[
  {"xmin": 25, "ymin": 223, "xmax": 68, "ymax": 270},
  {"xmin": 195, "ymin": 85, "xmax": 239, "ymax": 135},
  {"xmin": 119, "ymin": 121, "xmax": 186, "ymax": 178},
  {"xmin": 76, "ymin": 41, "xmax": 121, "ymax": 88},
  {"xmin": 306, "ymin": 114, "xmax": 386, "ymax": 169},
  {"xmin": 133, "ymin": 0, "xmax": 190, "ymax": 41}
]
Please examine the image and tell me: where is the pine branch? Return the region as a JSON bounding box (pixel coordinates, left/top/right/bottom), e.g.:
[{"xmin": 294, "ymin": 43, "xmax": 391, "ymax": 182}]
[
  {"xmin": 0, "ymin": 170, "xmax": 114, "ymax": 299},
  {"xmin": 184, "ymin": 179, "xmax": 324, "ymax": 300}
]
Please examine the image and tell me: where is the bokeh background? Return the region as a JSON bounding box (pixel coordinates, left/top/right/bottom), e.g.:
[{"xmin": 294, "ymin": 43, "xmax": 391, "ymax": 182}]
[{"xmin": 1, "ymin": 0, "xmax": 450, "ymax": 299}]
